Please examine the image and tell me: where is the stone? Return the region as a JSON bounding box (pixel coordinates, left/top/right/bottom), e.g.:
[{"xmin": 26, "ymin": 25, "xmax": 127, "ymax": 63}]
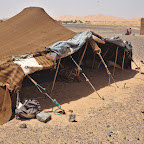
[
  {"xmin": 36, "ymin": 112, "xmax": 51, "ymax": 123},
  {"xmin": 19, "ymin": 123, "xmax": 27, "ymax": 128},
  {"xmin": 69, "ymin": 114, "xmax": 76, "ymax": 122}
]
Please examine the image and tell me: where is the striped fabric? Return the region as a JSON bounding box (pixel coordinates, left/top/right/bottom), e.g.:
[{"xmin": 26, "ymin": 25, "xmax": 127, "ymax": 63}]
[
  {"xmin": 0, "ymin": 62, "xmax": 25, "ymax": 92},
  {"xmin": 35, "ymin": 53, "xmax": 56, "ymax": 70},
  {"xmin": 0, "ymin": 53, "xmax": 56, "ymax": 92}
]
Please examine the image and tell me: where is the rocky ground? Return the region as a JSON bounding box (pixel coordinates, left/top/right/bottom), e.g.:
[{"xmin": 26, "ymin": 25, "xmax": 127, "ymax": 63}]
[{"xmin": 0, "ymin": 24, "xmax": 144, "ymax": 144}]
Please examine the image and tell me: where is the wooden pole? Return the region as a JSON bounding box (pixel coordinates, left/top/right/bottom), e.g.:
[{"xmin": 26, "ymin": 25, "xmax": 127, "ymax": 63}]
[
  {"xmin": 77, "ymin": 41, "xmax": 88, "ymax": 76},
  {"xmin": 51, "ymin": 58, "xmax": 61, "ymax": 93},
  {"xmin": 97, "ymin": 47, "xmax": 110, "ymax": 69},
  {"xmin": 122, "ymin": 50, "xmax": 125, "ymax": 70},
  {"xmin": 113, "ymin": 46, "xmax": 119, "ymax": 76},
  {"xmin": 97, "ymin": 52, "xmax": 118, "ymax": 88},
  {"xmin": 92, "ymin": 53, "xmax": 96, "ymax": 69}
]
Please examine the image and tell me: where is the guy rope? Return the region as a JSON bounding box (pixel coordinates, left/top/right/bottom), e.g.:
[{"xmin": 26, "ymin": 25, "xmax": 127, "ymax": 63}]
[
  {"xmin": 70, "ymin": 55, "xmax": 104, "ymax": 100},
  {"xmin": 27, "ymin": 75, "xmax": 65, "ymax": 115}
]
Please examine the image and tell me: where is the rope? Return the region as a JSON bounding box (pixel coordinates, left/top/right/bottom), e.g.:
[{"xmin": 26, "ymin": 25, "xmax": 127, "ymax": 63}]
[
  {"xmin": 97, "ymin": 47, "xmax": 110, "ymax": 69},
  {"xmin": 97, "ymin": 52, "xmax": 119, "ymax": 88},
  {"xmin": 15, "ymin": 91, "xmax": 20, "ymax": 119},
  {"xmin": 27, "ymin": 75, "xmax": 65, "ymax": 115},
  {"xmin": 70, "ymin": 56, "xmax": 104, "ymax": 100},
  {"xmin": 16, "ymin": 91, "xmax": 20, "ymax": 109}
]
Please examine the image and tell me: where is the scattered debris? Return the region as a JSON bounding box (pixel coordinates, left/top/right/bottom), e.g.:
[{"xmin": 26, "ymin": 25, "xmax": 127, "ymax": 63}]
[
  {"xmin": 36, "ymin": 112, "xmax": 51, "ymax": 123},
  {"xmin": 140, "ymin": 60, "xmax": 144, "ymax": 64},
  {"xmin": 68, "ymin": 110, "xmax": 73, "ymax": 113},
  {"xmin": 137, "ymin": 138, "xmax": 140, "ymax": 141},
  {"xmin": 19, "ymin": 123, "xmax": 27, "ymax": 128},
  {"xmin": 69, "ymin": 114, "xmax": 77, "ymax": 122},
  {"xmin": 108, "ymin": 134, "xmax": 112, "ymax": 137},
  {"xmin": 124, "ymin": 83, "xmax": 126, "ymax": 88}
]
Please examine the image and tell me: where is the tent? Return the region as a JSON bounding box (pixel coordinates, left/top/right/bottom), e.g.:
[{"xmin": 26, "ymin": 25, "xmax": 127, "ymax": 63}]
[{"xmin": 0, "ymin": 7, "xmax": 132, "ymax": 124}]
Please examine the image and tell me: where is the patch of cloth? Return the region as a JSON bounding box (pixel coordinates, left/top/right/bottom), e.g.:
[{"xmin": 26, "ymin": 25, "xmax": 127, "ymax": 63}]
[
  {"xmin": 0, "ymin": 62, "xmax": 25, "ymax": 91},
  {"xmin": 13, "ymin": 57, "xmax": 43, "ymax": 75}
]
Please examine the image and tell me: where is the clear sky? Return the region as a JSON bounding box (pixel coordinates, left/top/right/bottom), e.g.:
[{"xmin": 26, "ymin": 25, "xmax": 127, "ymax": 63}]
[{"xmin": 0, "ymin": 0, "xmax": 144, "ymax": 19}]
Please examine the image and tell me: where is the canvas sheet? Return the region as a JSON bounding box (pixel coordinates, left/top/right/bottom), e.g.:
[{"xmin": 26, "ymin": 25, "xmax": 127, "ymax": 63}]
[{"xmin": 47, "ymin": 31, "xmax": 93, "ymax": 59}]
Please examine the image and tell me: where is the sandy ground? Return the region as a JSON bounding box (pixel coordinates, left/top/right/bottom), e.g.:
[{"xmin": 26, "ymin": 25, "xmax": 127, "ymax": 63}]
[{"xmin": 0, "ymin": 24, "xmax": 144, "ymax": 144}]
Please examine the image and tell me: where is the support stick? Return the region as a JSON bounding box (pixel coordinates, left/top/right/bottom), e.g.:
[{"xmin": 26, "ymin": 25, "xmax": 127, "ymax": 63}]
[
  {"xmin": 77, "ymin": 41, "xmax": 88, "ymax": 76},
  {"xmin": 122, "ymin": 50, "xmax": 125, "ymax": 70},
  {"xmin": 113, "ymin": 46, "xmax": 119, "ymax": 75},
  {"xmin": 92, "ymin": 53, "xmax": 96, "ymax": 69},
  {"xmin": 70, "ymin": 55, "xmax": 104, "ymax": 100},
  {"xmin": 82, "ymin": 72, "xmax": 104, "ymax": 100},
  {"xmin": 97, "ymin": 52, "xmax": 118, "ymax": 88},
  {"xmin": 51, "ymin": 58, "xmax": 61, "ymax": 93},
  {"xmin": 97, "ymin": 47, "xmax": 110, "ymax": 69}
]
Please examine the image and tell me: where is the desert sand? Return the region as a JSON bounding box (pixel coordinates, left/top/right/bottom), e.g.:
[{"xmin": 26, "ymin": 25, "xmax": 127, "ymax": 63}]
[
  {"xmin": 55, "ymin": 14, "xmax": 140, "ymax": 26},
  {"xmin": 0, "ymin": 23, "xmax": 144, "ymax": 144}
]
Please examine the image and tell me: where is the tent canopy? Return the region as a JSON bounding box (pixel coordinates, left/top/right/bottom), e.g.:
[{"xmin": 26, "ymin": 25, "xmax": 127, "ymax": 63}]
[
  {"xmin": 0, "ymin": 7, "xmax": 75, "ymax": 65},
  {"xmin": 0, "ymin": 7, "xmax": 132, "ymax": 125}
]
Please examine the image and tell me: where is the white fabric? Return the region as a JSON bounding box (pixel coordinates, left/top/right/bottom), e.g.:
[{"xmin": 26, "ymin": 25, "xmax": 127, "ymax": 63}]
[
  {"xmin": 60, "ymin": 47, "xmax": 75, "ymax": 58},
  {"xmin": 14, "ymin": 58, "xmax": 43, "ymax": 75}
]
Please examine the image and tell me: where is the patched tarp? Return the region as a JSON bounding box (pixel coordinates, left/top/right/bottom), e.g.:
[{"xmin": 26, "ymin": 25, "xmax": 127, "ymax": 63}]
[{"xmin": 47, "ymin": 31, "xmax": 93, "ymax": 59}]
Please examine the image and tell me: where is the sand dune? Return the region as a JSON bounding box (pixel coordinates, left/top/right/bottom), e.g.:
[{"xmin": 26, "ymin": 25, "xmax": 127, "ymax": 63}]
[{"xmin": 54, "ymin": 14, "xmax": 141, "ymax": 25}]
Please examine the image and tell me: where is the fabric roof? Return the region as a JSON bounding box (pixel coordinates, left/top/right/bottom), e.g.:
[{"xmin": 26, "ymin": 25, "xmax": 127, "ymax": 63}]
[{"xmin": 0, "ymin": 7, "xmax": 75, "ymax": 65}]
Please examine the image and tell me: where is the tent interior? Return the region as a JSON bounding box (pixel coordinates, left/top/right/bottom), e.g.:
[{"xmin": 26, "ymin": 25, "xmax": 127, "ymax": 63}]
[{"xmin": 0, "ymin": 7, "xmax": 134, "ymax": 125}]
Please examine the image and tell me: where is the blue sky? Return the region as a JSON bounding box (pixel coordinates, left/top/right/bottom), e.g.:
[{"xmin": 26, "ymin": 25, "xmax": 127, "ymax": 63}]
[{"xmin": 0, "ymin": 0, "xmax": 144, "ymax": 19}]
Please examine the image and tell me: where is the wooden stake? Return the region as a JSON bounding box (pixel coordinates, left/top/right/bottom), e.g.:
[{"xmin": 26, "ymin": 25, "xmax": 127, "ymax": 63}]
[
  {"xmin": 77, "ymin": 41, "xmax": 88, "ymax": 76},
  {"xmin": 51, "ymin": 58, "xmax": 61, "ymax": 93},
  {"xmin": 92, "ymin": 53, "xmax": 96, "ymax": 69},
  {"xmin": 97, "ymin": 52, "xmax": 118, "ymax": 88},
  {"xmin": 97, "ymin": 47, "xmax": 110, "ymax": 69},
  {"xmin": 122, "ymin": 50, "xmax": 125, "ymax": 70},
  {"xmin": 113, "ymin": 46, "xmax": 119, "ymax": 76}
]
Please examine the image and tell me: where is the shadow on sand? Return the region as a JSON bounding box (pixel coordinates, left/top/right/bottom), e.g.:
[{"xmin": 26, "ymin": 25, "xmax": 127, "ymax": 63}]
[{"xmin": 11, "ymin": 67, "xmax": 138, "ymax": 110}]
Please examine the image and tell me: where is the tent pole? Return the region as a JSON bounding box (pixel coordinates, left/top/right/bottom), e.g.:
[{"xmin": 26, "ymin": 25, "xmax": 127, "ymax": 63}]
[
  {"xmin": 122, "ymin": 50, "xmax": 125, "ymax": 70},
  {"xmin": 113, "ymin": 46, "xmax": 119, "ymax": 76},
  {"xmin": 97, "ymin": 52, "xmax": 118, "ymax": 88},
  {"xmin": 108, "ymin": 74, "xmax": 111, "ymax": 86},
  {"xmin": 70, "ymin": 55, "xmax": 104, "ymax": 100},
  {"xmin": 51, "ymin": 58, "xmax": 61, "ymax": 93},
  {"xmin": 128, "ymin": 54, "xmax": 140, "ymax": 69},
  {"xmin": 77, "ymin": 41, "xmax": 88, "ymax": 76},
  {"xmin": 97, "ymin": 47, "xmax": 110, "ymax": 69},
  {"xmin": 92, "ymin": 53, "xmax": 96, "ymax": 69},
  {"xmin": 81, "ymin": 72, "xmax": 104, "ymax": 100}
]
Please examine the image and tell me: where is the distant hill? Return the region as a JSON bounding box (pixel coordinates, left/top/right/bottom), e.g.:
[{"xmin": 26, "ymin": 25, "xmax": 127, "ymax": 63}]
[{"xmin": 54, "ymin": 14, "xmax": 141, "ymax": 26}]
